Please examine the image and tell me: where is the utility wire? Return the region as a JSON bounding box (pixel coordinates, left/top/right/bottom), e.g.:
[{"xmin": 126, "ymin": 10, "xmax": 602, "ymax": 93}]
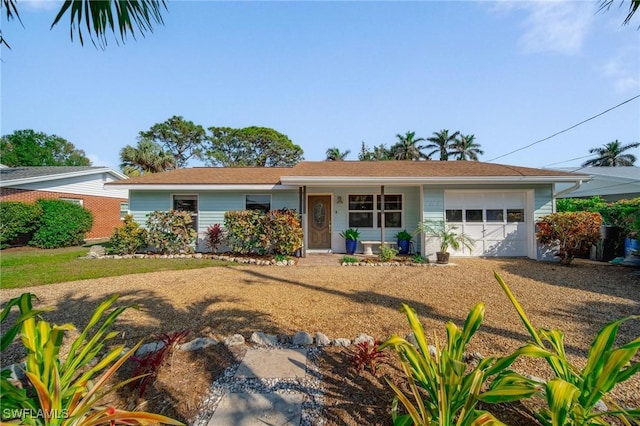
[
  {"xmin": 487, "ymin": 95, "xmax": 640, "ymax": 162},
  {"xmin": 541, "ymin": 154, "xmax": 595, "ymax": 168}
]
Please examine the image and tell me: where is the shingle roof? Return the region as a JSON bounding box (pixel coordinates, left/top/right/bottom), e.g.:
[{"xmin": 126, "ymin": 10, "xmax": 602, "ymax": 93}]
[
  {"xmin": 107, "ymin": 161, "xmax": 584, "ymax": 186},
  {"xmin": 0, "ymin": 166, "xmax": 105, "ymax": 181}
]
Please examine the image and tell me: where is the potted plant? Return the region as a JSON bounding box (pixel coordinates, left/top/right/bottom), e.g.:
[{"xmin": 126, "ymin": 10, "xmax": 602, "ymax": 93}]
[
  {"xmin": 340, "ymin": 228, "xmax": 360, "ymax": 255},
  {"xmin": 395, "ymin": 229, "xmax": 412, "ymax": 255},
  {"xmin": 418, "ymin": 220, "xmax": 475, "ymax": 264}
]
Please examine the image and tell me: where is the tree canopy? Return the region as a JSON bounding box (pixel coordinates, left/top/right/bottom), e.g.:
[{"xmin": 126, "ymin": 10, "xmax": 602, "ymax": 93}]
[
  {"xmin": 204, "ymin": 126, "xmax": 303, "ymax": 167},
  {"xmin": 358, "ymin": 142, "xmax": 393, "ymax": 161},
  {"xmin": 325, "ymin": 147, "xmax": 351, "ymax": 161},
  {"xmin": 139, "ymin": 115, "xmax": 206, "ymax": 168},
  {"xmin": 450, "ymin": 134, "xmax": 484, "ymax": 161},
  {"xmin": 0, "ymin": 129, "xmax": 91, "ymax": 166},
  {"xmin": 119, "ymin": 139, "xmax": 176, "ymax": 177},
  {"xmin": 1, "ymin": 0, "xmax": 167, "ymax": 49},
  {"xmin": 390, "ymin": 131, "xmax": 426, "ymax": 160},
  {"xmin": 424, "ymin": 129, "xmax": 460, "ymax": 161},
  {"xmin": 582, "ymin": 140, "xmax": 639, "ymax": 166}
]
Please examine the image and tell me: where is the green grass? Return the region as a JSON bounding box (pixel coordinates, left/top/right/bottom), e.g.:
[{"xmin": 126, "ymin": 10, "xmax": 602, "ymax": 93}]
[{"xmin": 0, "ymin": 246, "xmax": 232, "ymax": 289}]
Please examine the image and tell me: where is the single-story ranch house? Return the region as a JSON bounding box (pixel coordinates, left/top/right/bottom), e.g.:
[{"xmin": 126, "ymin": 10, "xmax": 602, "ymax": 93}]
[{"xmin": 105, "ymin": 161, "xmax": 587, "ymax": 260}]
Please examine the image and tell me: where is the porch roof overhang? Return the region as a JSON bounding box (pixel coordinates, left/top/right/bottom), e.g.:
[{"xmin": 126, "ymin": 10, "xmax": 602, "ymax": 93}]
[
  {"xmin": 280, "ymin": 175, "xmax": 587, "ymax": 186},
  {"xmin": 106, "ymin": 184, "xmax": 299, "ymax": 191}
]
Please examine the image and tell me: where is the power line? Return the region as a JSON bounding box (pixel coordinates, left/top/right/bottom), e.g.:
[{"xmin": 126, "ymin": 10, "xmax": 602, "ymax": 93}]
[
  {"xmin": 487, "ymin": 95, "xmax": 640, "ymax": 162},
  {"xmin": 541, "ymin": 154, "xmax": 595, "ymax": 167}
]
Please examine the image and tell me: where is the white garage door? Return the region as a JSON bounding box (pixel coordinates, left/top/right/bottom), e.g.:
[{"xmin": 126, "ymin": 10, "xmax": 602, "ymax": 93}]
[{"xmin": 444, "ymin": 191, "xmax": 528, "ymax": 257}]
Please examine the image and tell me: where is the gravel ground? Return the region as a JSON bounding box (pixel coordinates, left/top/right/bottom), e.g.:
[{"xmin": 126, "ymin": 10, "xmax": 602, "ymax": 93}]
[{"xmin": 2, "ymin": 257, "xmax": 639, "ymax": 423}]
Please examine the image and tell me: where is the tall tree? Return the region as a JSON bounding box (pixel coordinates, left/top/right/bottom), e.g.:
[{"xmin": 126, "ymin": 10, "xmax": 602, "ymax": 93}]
[
  {"xmin": 424, "ymin": 129, "xmax": 460, "ymax": 161},
  {"xmin": 598, "ymin": 0, "xmax": 640, "ymax": 26},
  {"xmin": 450, "ymin": 134, "xmax": 484, "ymax": 161},
  {"xmin": 204, "ymin": 126, "xmax": 303, "ymax": 167},
  {"xmin": 119, "ymin": 139, "xmax": 176, "ymax": 177},
  {"xmin": 0, "ymin": 129, "xmax": 91, "ymax": 166},
  {"xmin": 582, "ymin": 140, "xmax": 639, "ymax": 167},
  {"xmin": 1, "ymin": 0, "xmax": 167, "ymax": 49},
  {"xmin": 390, "ymin": 131, "xmax": 426, "ymax": 160},
  {"xmin": 325, "ymin": 147, "xmax": 351, "ymax": 161},
  {"xmin": 358, "ymin": 142, "xmax": 392, "ymax": 161},
  {"xmin": 139, "ymin": 116, "xmax": 206, "ymax": 168}
]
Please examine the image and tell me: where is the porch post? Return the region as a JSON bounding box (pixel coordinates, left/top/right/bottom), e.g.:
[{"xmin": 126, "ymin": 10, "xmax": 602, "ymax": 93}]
[
  {"xmin": 300, "ymin": 186, "xmax": 307, "ymax": 258},
  {"xmin": 380, "ymin": 185, "xmax": 385, "ymax": 247}
]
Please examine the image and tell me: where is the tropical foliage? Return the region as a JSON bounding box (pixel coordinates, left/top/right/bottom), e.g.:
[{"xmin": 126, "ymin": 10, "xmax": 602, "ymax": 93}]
[
  {"xmin": 139, "ymin": 115, "xmax": 206, "ymax": 168},
  {"xmin": 495, "ymin": 272, "xmax": 640, "ymax": 426},
  {"xmin": 418, "ymin": 220, "xmax": 475, "ymax": 254},
  {"xmin": 119, "ymin": 139, "xmax": 176, "ymax": 177},
  {"xmin": 1, "ymin": 0, "xmax": 167, "ymax": 49},
  {"xmin": 223, "ymin": 209, "xmax": 303, "ymax": 255},
  {"xmin": 145, "ymin": 210, "xmax": 197, "ymax": 254},
  {"xmin": 339, "ymin": 228, "xmax": 361, "ymax": 241},
  {"xmin": 326, "ymin": 147, "xmax": 351, "ymax": 161},
  {"xmin": 390, "ymin": 131, "xmax": 426, "ymax": 160},
  {"xmin": 536, "ymin": 212, "xmax": 603, "ymax": 265},
  {"xmin": 0, "ymin": 130, "xmax": 91, "ymax": 167},
  {"xmin": 380, "ymin": 303, "xmax": 539, "ymax": 426},
  {"xmin": 450, "ymin": 134, "xmax": 484, "ymax": 161},
  {"xmin": 424, "ymin": 129, "xmax": 460, "ymax": 161},
  {"xmin": 582, "ymin": 140, "xmax": 639, "ymax": 167},
  {"xmin": 203, "ymin": 223, "xmax": 225, "ymax": 253},
  {"xmin": 205, "ymin": 126, "xmax": 304, "ymax": 167},
  {"xmin": 0, "ymin": 292, "xmax": 183, "ymax": 425},
  {"xmin": 358, "ymin": 142, "xmax": 393, "ymax": 161},
  {"xmin": 598, "ymin": 0, "xmax": 640, "ymax": 26},
  {"xmin": 107, "ymin": 214, "xmax": 148, "ymax": 255}
]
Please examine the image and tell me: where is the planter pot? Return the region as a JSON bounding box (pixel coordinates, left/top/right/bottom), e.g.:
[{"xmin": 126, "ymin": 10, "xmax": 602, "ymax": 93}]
[
  {"xmin": 624, "ymin": 237, "xmax": 639, "ymax": 257},
  {"xmin": 398, "ymin": 240, "xmax": 410, "ymax": 255},
  {"xmin": 345, "ymin": 239, "xmax": 357, "ymax": 255},
  {"xmin": 436, "ymin": 251, "xmax": 450, "ymax": 264}
]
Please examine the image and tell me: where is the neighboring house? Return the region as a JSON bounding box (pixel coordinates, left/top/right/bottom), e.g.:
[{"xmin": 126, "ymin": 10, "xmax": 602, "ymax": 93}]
[
  {"xmin": 106, "ymin": 161, "xmax": 586, "ymax": 260},
  {"xmin": 553, "ymin": 167, "xmax": 639, "ymax": 202},
  {"xmin": 0, "ymin": 166, "xmax": 129, "ymax": 239}
]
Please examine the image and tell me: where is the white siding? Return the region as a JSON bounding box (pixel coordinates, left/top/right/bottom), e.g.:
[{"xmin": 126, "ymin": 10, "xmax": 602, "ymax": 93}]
[{"xmin": 14, "ymin": 173, "xmax": 127, "ymax": 199}]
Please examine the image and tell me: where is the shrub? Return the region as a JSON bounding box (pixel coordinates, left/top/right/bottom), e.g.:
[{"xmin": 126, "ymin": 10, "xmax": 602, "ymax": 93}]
[
  {"xmin": 411, "ymin": 253, "xmax": 428, "ymax": 264},
  {"xmin": 224, "ymin": 210, "xmax": 266, "ymax": 254},
  {"xmin": 350, "ymin": 340, "xmax": 387, "ymax": 376},
  {"xmin": 378, "ymin": 244, "xmax": 398, "ymax": 262},
  {"xmin": 341, "ymin": 256, "xmax": 358, "ymax": 264},
  {"xmin": 536, "ymin": 212, "xmax": 602, "ymax": 265},
  {"xmin": 0, "ymin": 293, "xmax": 183, "ymax": 425},
  {"xmin": 204, "ymin": 223, "xmax": 225, "ymax": 253},
  {"xmin": 107, "ymin": 214, "xmax": 148, "ymax": 255},
  {"xmin": 29, "ymin": 199, "xmax": 93, "ymax": 248},
  {"xmin": 495, "ymin": 272, "xmax": 640, "ymax": 426},
  {"xmin": 0, "ymin": 201, "xmax": 42, "ymax": 248},
  {"xmin": 264, "ymin": 208, "xmax": 303, "ymax": 255},
  {"xmin": 146, "ymin": 210, "xmax": 197, "ymax": 254}
]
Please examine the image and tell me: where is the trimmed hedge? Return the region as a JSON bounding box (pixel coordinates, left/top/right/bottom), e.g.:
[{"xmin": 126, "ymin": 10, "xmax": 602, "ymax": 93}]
[
  {"xmin": 0, "ymin": 201, "xmax": 42, "ymax": 248},
  {"xmin": 224, "ymin": 209, "xmax": 303, "ymax": 256},
  {"xmin": 30, "ymin": 199, "xmax": 93, "ymax": 248}
]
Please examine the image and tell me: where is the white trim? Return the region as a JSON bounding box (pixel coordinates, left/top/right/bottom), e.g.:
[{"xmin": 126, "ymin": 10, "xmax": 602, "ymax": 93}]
[
  {"xmin": 106, "ymin": 184, "xmax": 297, "ymax": 191},
  {"xmin": 280, "ymin": 176, "xmax": 586, "ymax": 186},
  {"xmin": 346, "ymin": 193, "xmax": 404, "ymax": 230},
  {"xmin": 0, "ymin": 168, "xmax": 127, "ymax": 187},
  {"xmin": 526, "ymin": 190, "xmax": 536, "ymax": 259}
]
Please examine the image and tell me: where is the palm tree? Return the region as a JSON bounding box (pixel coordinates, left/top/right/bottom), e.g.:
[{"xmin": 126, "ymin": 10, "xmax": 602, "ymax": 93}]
[
  {"xmin": 390, "ymin": 131, "xmax": 426, "ymax": 160},
  {"xmin": 582, "ymin": 140, "xmax": 640, "ymax": 167},
  {"xmin": 424, "ymin": 129, "xmax": 460, "ymax": 161},
  {"xmin": 325, "ymin": 147, "xmax": 351, "ymax": 161},
  {"xmin": 119, "ymin": 139, "xmax": 176, "ymax": 177},
  {"xmin": 450, "ymin": 134, "xmax": 484, "ymax": 161}
]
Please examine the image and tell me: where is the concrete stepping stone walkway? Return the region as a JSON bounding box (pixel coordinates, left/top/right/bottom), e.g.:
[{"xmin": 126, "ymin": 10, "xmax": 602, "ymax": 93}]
[{"xmin": 204, "ymin": 348, "xmax": 321, "ymax": 426}]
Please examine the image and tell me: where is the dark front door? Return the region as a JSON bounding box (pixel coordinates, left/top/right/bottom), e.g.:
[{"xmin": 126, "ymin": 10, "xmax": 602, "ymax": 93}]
[{"xmin": 308, "ymin": 195, "xmax": 331, "ymax": 249}]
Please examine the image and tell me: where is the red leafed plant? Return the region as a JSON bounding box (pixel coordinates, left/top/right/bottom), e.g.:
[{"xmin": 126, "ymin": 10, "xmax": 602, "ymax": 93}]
[
  {"xmin": 129, "ymin": 330, "xmax": 191, "ymax": 398},
  {"xmin": 350, "ymin": 340, "xmax": 387, "ymax": 376},
  {"xmin": 536, "ymin": 212, "xmax": 602, "ymax": 265},
  {"xmin": 204, "ymin": 223, "xmax": 225, "ymax": 253}
]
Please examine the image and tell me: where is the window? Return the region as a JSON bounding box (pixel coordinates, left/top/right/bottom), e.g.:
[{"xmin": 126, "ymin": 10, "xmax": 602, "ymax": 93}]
[
  {"xmin": 173, "ymin": 195, "xmax": 198, "ymax": 230},
  {"xmin": 120, "ymin": 202, "xmax": 129, "ymax": 220},
  {"xmin": 246, "ymin": 194, "xmax": 271, "ymax": 212},
  {"xmin": 348, "ymin": 194, "xmax": 403, "ymax": 228},
  {"xmin": 486, "ymin": 209, "xmax": 504, "ymax": 222},
  {"xmin": 446, "ymin": 209, "xmax": 463, "ymax": 222},
  {"xmin": 507, "ymin": 209, "xmax": 524, "ymax": 222},
  {"xmin": 60, "ymin": 197, "xmax": 83, "ymax": 206},
  {"xmin": 465, "ymin": 209, "xmax": 484, "ymax": 222},
  {"xmin": 348, "ymin": 195, "xmax": 374, "ymax": 228}
]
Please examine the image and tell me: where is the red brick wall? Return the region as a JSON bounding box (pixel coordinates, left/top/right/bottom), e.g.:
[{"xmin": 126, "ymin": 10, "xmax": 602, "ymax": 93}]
[{"xmin": 0, "ymin": 188, "xmax": 126, "ymax": 239}]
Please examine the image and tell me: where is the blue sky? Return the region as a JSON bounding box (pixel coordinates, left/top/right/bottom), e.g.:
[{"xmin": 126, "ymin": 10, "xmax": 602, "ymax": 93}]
[{"xmin": 2, "ymin": 0, "xmax": 639, "ymax": 171}]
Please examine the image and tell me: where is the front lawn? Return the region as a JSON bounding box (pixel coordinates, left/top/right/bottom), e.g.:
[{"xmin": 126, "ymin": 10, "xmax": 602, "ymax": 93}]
[{"xmin": 0, "ymin": 246, "xmax": 231, "ymax": 289}]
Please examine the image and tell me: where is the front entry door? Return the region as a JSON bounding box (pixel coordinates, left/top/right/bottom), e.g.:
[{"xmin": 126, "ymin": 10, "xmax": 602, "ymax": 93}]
[{"xmin": 308, "ymin": 195, "xmax": 331, "ymax": 249}]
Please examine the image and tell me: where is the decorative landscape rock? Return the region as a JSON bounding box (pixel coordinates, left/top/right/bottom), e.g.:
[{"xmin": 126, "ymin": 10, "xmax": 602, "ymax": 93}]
[
  {"xmin": 224, "ymin": 334, "xmax": 245, "ymax": 346},
  {"xmin": 405, "ymin": 332, "xmax": 418, "ymax": 347},
  {"xmin": 250, "ymin": 332, "xmax": 279, "ymax": 347},
  {"xmin": 332, "ymin": 338, "xmax": 351, "ymax": 347},
  {"xmin": 292, "ymin": 331, "xmax": 313, "ymax": 346},
  {"xmin": 88, "ymin": 245, "xmax": 106, "ymax": 258},
  {"xmin": 135, "ymin": 341, "xmax": 166, "ymax": 356},
  {"xmin": 353, "ymin": 333, "xmax": 374, "ymax": 346},
  {"xmin": 277, "ymin": 334, "xmax": 292, "ymax": 344},
  {"xmin": 180, "ymin": 337, "xmax": 219, "ymax": 352},
  {"xmin": 315, "ymin": 332, "xmax": 331, "ymax": 346}
]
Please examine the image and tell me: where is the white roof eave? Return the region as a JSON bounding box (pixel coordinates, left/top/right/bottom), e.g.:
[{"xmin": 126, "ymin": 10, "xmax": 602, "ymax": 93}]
[
  {"xmin": 105, "ymin": 184, "xmax": 298, "ymax": 191},
  {"xmin": 279, "ymin": 176, "xmax": 589, "ymax": 186},
  {"xmin": 0, "ymin": 168, "xmax": 127, "ymax": 187}
]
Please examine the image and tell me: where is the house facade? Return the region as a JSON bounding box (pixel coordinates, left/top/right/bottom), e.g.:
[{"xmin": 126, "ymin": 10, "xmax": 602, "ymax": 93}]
[
  {"xmin": 0, "ymin": 166, "xmax": 129, "ymax": 239},
  {"xmin": 553, "ymin": 166, "xmax": 639, "ymax": 202},
  {"xmin": 107, "ymin": 161, "xmax": 586, "ymax": 260}
]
